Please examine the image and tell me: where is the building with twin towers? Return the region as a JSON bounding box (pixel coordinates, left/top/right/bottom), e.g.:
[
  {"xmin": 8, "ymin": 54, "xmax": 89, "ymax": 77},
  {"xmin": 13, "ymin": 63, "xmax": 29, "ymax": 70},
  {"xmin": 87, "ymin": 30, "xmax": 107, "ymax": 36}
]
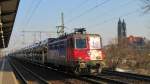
[
  {"xmin": 117, "ymin": 18, "xmax": 145, "ymax": 47},
  {"xmin": 118, "ymin": 18, "xmax": 127, "ymax": 44}
]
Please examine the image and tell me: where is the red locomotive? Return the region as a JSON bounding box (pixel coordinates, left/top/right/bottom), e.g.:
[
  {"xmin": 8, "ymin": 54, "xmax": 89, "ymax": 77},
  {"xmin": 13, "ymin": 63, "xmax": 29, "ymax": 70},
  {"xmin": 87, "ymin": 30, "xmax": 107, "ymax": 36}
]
[{"xmin": 10, "ymin": 28, "xmax": 105, "ymax": 75}]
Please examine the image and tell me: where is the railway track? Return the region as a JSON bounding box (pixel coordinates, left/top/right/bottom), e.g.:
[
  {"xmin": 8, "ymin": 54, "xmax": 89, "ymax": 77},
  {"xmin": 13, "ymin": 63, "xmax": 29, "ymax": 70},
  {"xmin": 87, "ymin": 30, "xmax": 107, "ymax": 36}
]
[
  {"xmin": 10, "ymin": 57, "xmax": 106, "ymax": 84},
  {"xmin": 103, "ymin": 70, "xmax": 150, "ymax": 82},
  {"xmin": 80, "ymin": 70, "xmax": 150, "ymax": 84},
  {"xmin": 10, "ymin": 59, "xmax": 130, "ymax": 84},
  {"xmin": 36, "ymin": 64, "xmax": 150, "ymax": 84},
  {"xmin": 37, "ymin": 63, "xmax": 150, "ymax": 84},
  {"xmin": 10, "ymin": 57, "xmax": 92, "ymax": 84},
  {"xmin": 8, "ymin": 58, "xmax": 27, "ymax": 84},
  {"xmin": 97, "ymin": 70, "xmax": 150, "ymax": 84},
  {"xmin": 79, "ymin": 75, "xmax": 128, "ymax": 84},
  {"xmin": 8, "ymin": 58, "xmax": 49, "ymax": 84},
  {"xmin": 10, "ymin": 57, "xmax": 150, "ymax": 84}
]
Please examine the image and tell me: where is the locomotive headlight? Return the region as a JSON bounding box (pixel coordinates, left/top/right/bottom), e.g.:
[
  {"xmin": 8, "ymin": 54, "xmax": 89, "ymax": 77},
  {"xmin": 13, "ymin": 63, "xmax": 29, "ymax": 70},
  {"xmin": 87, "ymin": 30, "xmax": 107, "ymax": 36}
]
[
  {"xmin": 98, "ymin": 51, "xmax": 102, "ymax": 56},
  {"xmin": 78, "ymin": 57, "xmax": 85, "ymax": 62},
  {"xmin": 97, "ymin": 51, "xmax": 102, "ymax": 59},
  {"xmin": 78, "ymin": 57, "xmax": 82, "ymax": 60},
  {"xmin": 87, "ymin": 51, "xmax": 91, "ymax": 56},
  {"xmin": 78, "ymin": 57, "xmax": 82, "ymax": 61}
]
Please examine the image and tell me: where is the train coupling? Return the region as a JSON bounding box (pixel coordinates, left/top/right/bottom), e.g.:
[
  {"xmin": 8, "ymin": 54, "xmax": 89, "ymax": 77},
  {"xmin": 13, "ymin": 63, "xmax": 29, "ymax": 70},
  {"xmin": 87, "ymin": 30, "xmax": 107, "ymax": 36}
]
[{"xmin": 79, "ymin": 62, "xmax": 86, "ymax": 68}]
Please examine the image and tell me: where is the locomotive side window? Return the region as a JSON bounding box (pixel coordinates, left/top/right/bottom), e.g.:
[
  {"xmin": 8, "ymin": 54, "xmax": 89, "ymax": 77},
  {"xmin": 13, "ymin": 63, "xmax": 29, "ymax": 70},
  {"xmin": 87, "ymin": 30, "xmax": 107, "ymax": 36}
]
[{"xmin": 75, "ymin": 38, "xmax": 86, "ymax": 48}]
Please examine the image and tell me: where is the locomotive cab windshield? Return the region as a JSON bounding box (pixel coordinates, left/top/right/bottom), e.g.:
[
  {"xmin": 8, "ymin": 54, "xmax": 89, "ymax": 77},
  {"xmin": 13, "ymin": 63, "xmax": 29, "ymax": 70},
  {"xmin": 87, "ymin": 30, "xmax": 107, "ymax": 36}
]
[
  {"xmin": 75, "ymin": 38, "xmax": 87, "ymax": 49},
  {"xmin": 89, "ymin": 35, "xmax": 102, "ymax": 49}
]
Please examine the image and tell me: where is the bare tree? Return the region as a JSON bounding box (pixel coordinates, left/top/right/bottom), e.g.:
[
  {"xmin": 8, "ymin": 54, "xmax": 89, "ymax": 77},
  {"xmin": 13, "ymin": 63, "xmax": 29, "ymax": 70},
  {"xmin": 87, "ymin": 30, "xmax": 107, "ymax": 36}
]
[
  {"xmin": 105, "ymin": 37, "xmax": 150, "ymax": 75},
  {"xmin": 141, "ymin": 0, "xmax": 150, "ymax": 13}
]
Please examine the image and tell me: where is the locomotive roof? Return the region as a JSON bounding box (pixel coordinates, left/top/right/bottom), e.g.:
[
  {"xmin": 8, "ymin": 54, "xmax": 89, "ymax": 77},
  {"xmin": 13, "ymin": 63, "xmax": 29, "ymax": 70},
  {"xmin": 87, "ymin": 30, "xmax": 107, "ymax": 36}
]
[
  {"xmin": 65, "ymin": 33, "xmax": 100, "ymax": 37},
  {"xmin": 49, "ymin": 28, "xmax": 100, "ymax": 42},
  {"xmin": 48, "ymin": 33, "xmax": 100, "ymax": 42}
]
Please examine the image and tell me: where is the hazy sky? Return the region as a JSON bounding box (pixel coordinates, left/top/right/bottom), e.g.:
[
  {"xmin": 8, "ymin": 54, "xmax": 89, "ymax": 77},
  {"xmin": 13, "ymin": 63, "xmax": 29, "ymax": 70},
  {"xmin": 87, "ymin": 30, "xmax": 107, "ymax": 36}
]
[{"xmin": 8, "ymin": 0, "xmax": 150, "ymax": 50}]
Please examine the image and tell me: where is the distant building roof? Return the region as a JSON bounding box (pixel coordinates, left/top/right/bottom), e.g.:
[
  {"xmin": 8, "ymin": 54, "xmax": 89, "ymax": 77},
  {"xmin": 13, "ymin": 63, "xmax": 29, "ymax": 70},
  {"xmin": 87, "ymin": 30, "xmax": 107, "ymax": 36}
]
[{"xmin": 127, "ymin": 35, "xmax": 145, "ymax": 47}]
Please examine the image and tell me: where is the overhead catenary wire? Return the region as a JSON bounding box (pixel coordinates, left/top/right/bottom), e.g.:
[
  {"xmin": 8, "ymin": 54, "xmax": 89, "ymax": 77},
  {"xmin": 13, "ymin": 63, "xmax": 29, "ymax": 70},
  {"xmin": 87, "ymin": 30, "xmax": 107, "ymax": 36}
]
[
  {"xmin": 18, "ymin": 0, "xmax": 44, "ymax": 47},
  {"xmin": 23, "ymin": 0, "xmax": 35, "ymax": 24},
  {"xmin": 8, "ymin": 0, "xmax": 36, "ymax": 49},
  {"xmin": 88, "ymin": 0, "xmax": 134, "ymax": 21},
  {"xmin": 66, "ymin": 0, "xmax": 135, "ymax": 29},
  {"xmin": 25, "ymin": 0, "xmax": 44, "ymax": 26},
  {"xmin": 87, "ymin": 9, "xmax": 140, "ymax": 28},
  {"xmin": 67, "ymin": 0, "xmax": 90, "ymax": 15},
  {"xmin": 66, "ymin": 0, "xmax": 111, "ymax": 24}
]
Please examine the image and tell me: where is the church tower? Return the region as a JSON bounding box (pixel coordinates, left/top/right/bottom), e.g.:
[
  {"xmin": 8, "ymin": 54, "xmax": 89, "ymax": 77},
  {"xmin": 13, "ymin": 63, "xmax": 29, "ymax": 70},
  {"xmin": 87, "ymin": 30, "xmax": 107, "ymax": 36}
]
[
  {"xmin": 118, "ymin": 18, "xmax": 127, "ymax": 44},
  {"xmin": 122, "ymin": 19, "xmax": 126, "ymax": 38},
  {"xmin": 118, "ymin": 18, "xmax": 122, "ymax": 44}
]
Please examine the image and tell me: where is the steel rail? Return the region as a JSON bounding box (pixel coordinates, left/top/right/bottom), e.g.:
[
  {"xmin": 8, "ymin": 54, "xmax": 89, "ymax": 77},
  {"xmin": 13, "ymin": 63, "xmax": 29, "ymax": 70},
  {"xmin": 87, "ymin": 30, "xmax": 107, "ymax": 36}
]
[
  {"xmin": 13, "ymin": 58, "xmax": 104, "ymax": 84},
  {"xmin": 85, "ymin": 75, "xmax": 128, "ymax": 84},
  {"xmin": 12, "ymin": 57, "xmax": 150, "ymax": 84},
  {"xmin": 16, "ymin": 60, "xmax": 49, "ymax": 84},
  {"xmin": 10, "ymin": 58, "xmax": 49, "ymax": 84},
  {"xmin": 103, "ymin": 70, "xmax": 150, "ymax": 82},
  {"xmin": 15, "ymin": 57, "xmax": 150, "ymax": 84},
  {"xmin": 20, "ymin": 64, "xmax": 49, "ymax": 84},
  {"xmin": 16, "ymin": 59, "xmax": 129, "ymax": 84},
  {"xmin": 8, "ymin": 58, "xmax": 28, "ymax": 84}
]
